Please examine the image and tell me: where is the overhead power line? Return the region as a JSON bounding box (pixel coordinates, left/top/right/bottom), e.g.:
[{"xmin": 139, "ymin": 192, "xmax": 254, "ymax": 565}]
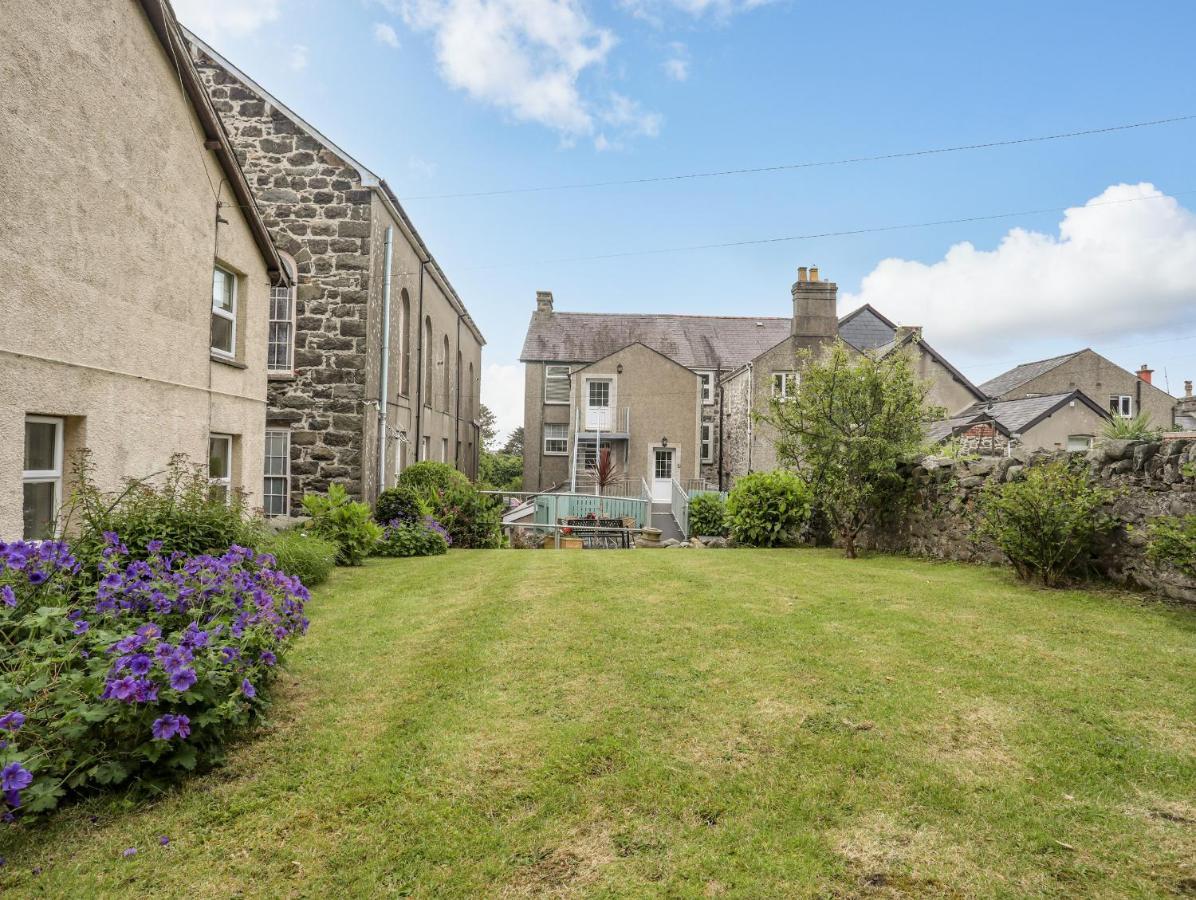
[
  {"xmin": 463, "ymin": 187, "xmax": 1196, "ymax": 271},
  {"xmin": 403, "ymin": 113, "xmax": 1196, "ymax": 201}
]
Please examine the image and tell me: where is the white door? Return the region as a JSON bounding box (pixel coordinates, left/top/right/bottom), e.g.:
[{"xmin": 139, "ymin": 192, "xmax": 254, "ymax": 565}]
[
  {"xmin": 585, "ymin": 379, "xmax": 612, "ymax": 430},
  {"xmin": 652, "ymin": 448, "xmax": 675, "ymax": 501}
]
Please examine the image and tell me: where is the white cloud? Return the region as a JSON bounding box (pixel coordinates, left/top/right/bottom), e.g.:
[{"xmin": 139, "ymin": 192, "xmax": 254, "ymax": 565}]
[
  {"xmin": 288, "ymin": 43, "xmax": 309, "ymax": 70},
  {"xmin": 172, "ymin": 0, "xmax": 282, "ymax": 38},
  {"xmin": 373, "ymin": 22, "xmax": 402, "ymax": 47},
  {"xmin": 842, "ymin": 183, "xmax": 1196, "ymax": 359},
  {"xmin": 482, "ymin": 363, "xmax": 524, "ymax": 440},
  {"xmin": 662, "ymin": 56, "xmax": 688, "ymax": 81},
  {"xmin": 620, "ymin": 0, "xmax": 773, "ymax": 23},
  {"xmin": 392, "ymin": 0, "xmax": 659, "ymax": 142}
]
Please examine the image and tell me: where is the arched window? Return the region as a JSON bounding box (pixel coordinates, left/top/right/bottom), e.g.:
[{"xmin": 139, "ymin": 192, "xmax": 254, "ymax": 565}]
[
  {"xmin": 441, "ymin": 335, "xmax": 451, "ymax": 410},
  {"xmin": 422, "ymin": 317, "xmax": 433, "ymax": 407},
  {"xmin": 399, "ymin": 289, "xmax": 411, "ymax": 396}
]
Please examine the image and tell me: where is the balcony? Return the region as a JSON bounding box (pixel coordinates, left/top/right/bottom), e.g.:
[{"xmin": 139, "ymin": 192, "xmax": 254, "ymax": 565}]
[{"xmin": 574, "ymin": 405, "xmax": 630, "ymax": 438}]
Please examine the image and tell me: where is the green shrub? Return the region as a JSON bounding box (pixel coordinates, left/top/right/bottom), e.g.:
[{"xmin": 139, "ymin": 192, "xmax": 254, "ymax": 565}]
[
  {"xmin": 1145, "ymin": 515, "xmax": 1196, "ymax": 577},
  {"xmin": 65, "ymin": 452, "xmax": 259, "ymax": 578},
  {"xmin": 375, "ymin": 518, "xmax": 450, "ymax": 557},
  {"xmin": 977, "ymin": 460, "xmax": 1116, "ymax": 587},
  {"xmin": 429, "ymin": 482, "xmax": 503, "ymax": 549},
  {"xmin": 259, "ymin": 530, "xmax": 338, "ymax": 586},
  {"xmin": 725, "ymin": 471, "xmax": 812, "ymax": 547},
  {"xmin": 1102, "ymin": 413, "xmax": 1162, "ymax": 441},
  {"xmin": 397, "ymin": 461, "xmax": 469, "ymax": 496},
  {"xmin": 479, "ymin": 451, "xmax": 523, "ymax": 492},
  {"xmin": 301, "ymin": 484, "xmax": 382, "ymax": 566},
  {"xmin": 375, "ymin": 485, "xmax": 430, "ymax": 524},
  {"xmin": 688, "ymin": 492, "xmax": 728, "ymax": 537}
]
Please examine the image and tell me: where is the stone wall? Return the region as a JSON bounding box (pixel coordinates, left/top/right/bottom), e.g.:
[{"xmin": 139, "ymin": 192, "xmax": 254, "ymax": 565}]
[{"xmin": 874, "ymin": 438, "xmax": 1196, "ymax": 602}]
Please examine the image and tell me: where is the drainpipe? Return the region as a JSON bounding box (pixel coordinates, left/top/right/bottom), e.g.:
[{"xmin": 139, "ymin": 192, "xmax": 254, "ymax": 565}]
[
  {"xmin": 746, "ymin": 362, "xmax": 754, "ymax": 473},
  {"xmin": 454, "ymin": 313, "xmax": 463, "ymax": 472},
  {"xmin": 414, "ymin": 262, "xmax": 425, "ymax": 459},
  {"xmin": 717, "ymin": 379, "xmax": 725, "ymax": 492},
  {"xmin": 377, "ymin": 226, "xmax": 394, "ymax": 497}
]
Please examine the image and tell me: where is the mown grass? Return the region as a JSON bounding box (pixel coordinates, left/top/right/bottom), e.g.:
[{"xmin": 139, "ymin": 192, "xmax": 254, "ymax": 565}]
[{"xmin": 2, "ymin": 550, "xmax": 1194, "ymax": 897}]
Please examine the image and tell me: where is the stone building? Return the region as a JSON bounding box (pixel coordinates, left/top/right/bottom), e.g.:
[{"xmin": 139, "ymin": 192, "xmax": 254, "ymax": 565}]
[
  {"xmin": 519, "ymin": 268, "xmax": 982, "ymax": 494},
  {"xmin": 0, "ymin": 0, "xmax": 288, "ymax": 539},
  {"xmin": 185, "ymin": 32, "xmax": 484, "ymax": 513}
]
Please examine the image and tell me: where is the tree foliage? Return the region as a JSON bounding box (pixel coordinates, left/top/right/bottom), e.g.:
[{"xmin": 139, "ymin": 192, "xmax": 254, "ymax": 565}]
[
  {"xmin": 479, "ymin": 404, "xmax": 499, "ymax": 452},
  {"xmin": 500, "ymin": 427, "xmax": 524, "ymax": 457},
  {"xmin": 760, "ymin": 341, "xmax": 939, "ymax": 557},
  {"xmin": 725, "ymin": 471, "xmax": 811, "ymax": 546}
]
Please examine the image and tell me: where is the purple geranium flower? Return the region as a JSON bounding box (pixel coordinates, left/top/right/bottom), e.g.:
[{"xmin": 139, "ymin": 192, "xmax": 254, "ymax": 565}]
[
  {"xmin": 1, "ymin": 586, "xmax": 16, "ymax": 607},
  {"xmin": 169, "ymin": 668, "xmax": 197, "ymax": 692},
  {"xmin": 73, "ymin": 619, "xmax": 90, "ymax": 635},
  {"xmin": 0, "ymin": 712, "xmax": 25, "ymax": 732},
  {"xmin": 241, "ymin": 678, "xmax": 256, "ymax": 699},
  {"xmin": 1, "ymin": 763, "xmax": 32, "ymax": 793},
  {"xmin": 159, "ymin": 835, "xmax": 170, "ymax": 846},
  {"xmin": 122, "ymin": 847, "xmax": 137, "ymax": 858},
  {"xmin": 151, "ymin": 714, "xmax": 191, "ymax": 741},
  {"xmin": 147, "ymin": 540, "xmax": 164, "ymax": 554},
  {"xmin": 259, "ymin": 651, "xmax": 277, "ymax": 666},
  {"xmin": 127, "ymin": 654, "xmax": 152, "ymax": 676}
]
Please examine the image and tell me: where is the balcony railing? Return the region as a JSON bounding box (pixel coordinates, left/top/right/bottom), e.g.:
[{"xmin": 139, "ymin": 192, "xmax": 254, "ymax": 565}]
[
  {"xmin": 575, "ymin": 405, "xmax": 631, "ymax": 434},
  {"xmin": 529, "ymin": 491, "xmax": 650, "ymax": 528}
]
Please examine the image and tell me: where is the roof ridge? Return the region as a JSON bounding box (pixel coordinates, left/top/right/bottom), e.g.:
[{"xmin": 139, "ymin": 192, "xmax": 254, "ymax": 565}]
[{"xmin": 545, "ymin": 311, "xmax": 792, "ymax": 322}]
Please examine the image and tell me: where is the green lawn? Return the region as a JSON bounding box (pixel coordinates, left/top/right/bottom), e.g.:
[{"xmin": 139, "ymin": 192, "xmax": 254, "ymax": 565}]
[{"xmin": 3, "ymin": 551, "xmax": 1195, "ymax": 897}]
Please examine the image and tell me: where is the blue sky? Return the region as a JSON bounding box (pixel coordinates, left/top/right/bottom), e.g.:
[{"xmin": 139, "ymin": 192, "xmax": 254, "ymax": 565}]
[{"xmin": 177, "ymin": 0, "xmax": 1196, "ymax": 436}]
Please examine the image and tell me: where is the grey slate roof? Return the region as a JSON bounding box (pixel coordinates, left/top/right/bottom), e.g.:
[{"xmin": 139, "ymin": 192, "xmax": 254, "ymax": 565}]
[
  {"xmin": 925, "ymin": 415, "xmax": 986, "ymax": 444},
  {"xmin": 928, "ymin": 390, "xmax": 1111, "ymax": 444},
  {"xmin": 838, "ymin": 304, "xmax": 899, "ymax": 351},
  {"xmin": 979, "ymin": 351, "xmax": 1084, "ymax": 398},
  {"xmin": 519, "ymin": 304, "xmax": 898, "ymax": 370}
]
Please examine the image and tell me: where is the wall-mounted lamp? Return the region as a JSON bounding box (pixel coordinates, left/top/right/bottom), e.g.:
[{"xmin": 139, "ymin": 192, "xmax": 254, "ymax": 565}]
[
  {"xmin": 661, "ymin": 437, "xmax": 669, "ymax": 448},
  {"xmin": 616, "ymin": 363, "xmax": 623, "ymax": 374}
]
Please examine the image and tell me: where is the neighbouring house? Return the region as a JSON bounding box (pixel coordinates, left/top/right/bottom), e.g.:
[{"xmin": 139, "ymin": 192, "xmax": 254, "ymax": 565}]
[
  {"xmin": 0, "ymin": 0, "xmax": 289, "ymax": 540},
  {"xmin": 186, "ymin": 33, "xmax": 484, "ymax": 514},
  {"xmin": 926, "ymin": 391, "xmax": 1112, "ymax": 454},
  {"xmin": 520, "ymin": 267, "xmax": 982, "ymax": 496},
  {"xmin": 979, "ymin": 349, "xmax": 1177, "ymax": 433}
]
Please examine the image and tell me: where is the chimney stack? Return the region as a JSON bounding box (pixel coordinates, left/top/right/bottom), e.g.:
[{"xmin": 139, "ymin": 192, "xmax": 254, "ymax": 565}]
[
  {"xmin": 791, "ymin": 265, "xmax": 838, "ymax": 341},
  {"xmin": 1185, "ymin": 379, "xmax": 1192, "ymax": 399},
  {"xmin": 536, "ymin": 290, "xmax": 554, "ymax": 314},
  {"xmin": 1137, "ymin": 364, "xmax": 1153, "ymax": 385},
  {"xmin": 895, "ymin": 325, "xmax": 923, "ymax": 343}
]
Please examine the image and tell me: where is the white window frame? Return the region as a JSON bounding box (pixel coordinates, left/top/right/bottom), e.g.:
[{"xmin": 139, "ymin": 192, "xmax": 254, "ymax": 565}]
[
  {"xmin": 773, "ymin": 371, "xmax": 800, "ymax": 400},
  {"xmin": 543, "ymin": 423, "xmax": 568, "ymax": 455},
  {"xmin": 700, "ymin": 422, "xmax": 713, "ymax": 463},
  {"xmin": 263, "ymin": 429, "xmax": 291, "ymax": 517},
  {"xmin": 211, "ymin": 265, "xmax": 237, "ymax": 359},
  {"xmin": 421, "ymin": 435, "xmax": 430, "ymax": 461},
  {"xmin": 267, "ymin": 278, "xmax": 295, "ymax": 374},
  {"xmin": 208, "ymin": 434, "xmax": 233, "ymax": 500},
  {"xmin": 1110, "ymin": 394, "xmax": 1133, "ymax": 418},
  {"xmin": 1067, "ymin": 434, "xmax": 1094, "ymax": 453},
  {"xmin": 23, "ymin": 416, "xmax": 64, "ymax": 539},
  {"xmin": 697, "ymin": 371, "xmax": 715, "ymax": 405},
  {"xmin": 441, "ymin": 437, "xmax": 449, "ymax": 462},
  {"xmin": 544, "ymin": 365, "xmax": 571, "ymax": 405}
]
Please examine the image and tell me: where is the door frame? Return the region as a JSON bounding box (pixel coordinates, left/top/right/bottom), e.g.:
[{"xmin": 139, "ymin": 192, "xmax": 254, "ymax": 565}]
[
  {"xmin": 649, "ymin": 445, "xmax": 678, "ymax": 502},
  {"xmin": 582, "ymin": 375, "xmax": 616, "ymax": 430}
]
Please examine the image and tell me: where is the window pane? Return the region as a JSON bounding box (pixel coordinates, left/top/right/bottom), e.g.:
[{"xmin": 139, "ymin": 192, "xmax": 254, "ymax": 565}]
[
  {"xmin": 213, "ymin": 269, "xmax": 233, "ymax": 312},
  {"xmin": 24, "ymin": 421, "xmax": 58, "ymax": 472},
  {"xmin": 263, "ymin": 477, "xmax": 288, "ymax": 516},
  {"xmin": 588, "ymin": 381, "xmax": 609, "ymax": 406},
  {"xmin": 209, "ymin": 437, "xmax": 230, "ymax": 479},
  {"xmin": 212, "ymin": 314, "xmax": 234, "ymax": 354},
  {"xmin": 23, "ymin": 481, "xmax": 56, "ymax": 539}
]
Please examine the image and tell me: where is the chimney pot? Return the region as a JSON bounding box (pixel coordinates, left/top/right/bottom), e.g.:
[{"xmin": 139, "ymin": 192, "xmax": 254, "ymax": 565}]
[
  {"xmin": 809, "ymin": 266, "xmax": 819, "ymax": 283},
  {"xmin": 535, "ymin": 290, "xmax": 554, "ymax": 313},
  {"xmin": 1185, "ymin": 379, "xmax": 1193, "ymax": 398},
  {"xmin": 797, "ymin": 266, "xmax": 807, "ymax": 282},
  {"xmin": 1137, "ymin": 364, "xmax": 1154, "ymax": 385}
]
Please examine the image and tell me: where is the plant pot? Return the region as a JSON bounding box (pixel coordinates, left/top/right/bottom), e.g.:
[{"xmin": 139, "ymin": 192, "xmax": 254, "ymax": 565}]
[{"xmin": 542, "ymin": 535, "xmax": 584, "ymax": 549}]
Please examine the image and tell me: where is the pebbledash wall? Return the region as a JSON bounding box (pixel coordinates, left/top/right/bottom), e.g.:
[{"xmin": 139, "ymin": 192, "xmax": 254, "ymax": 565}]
[
  {"xmin": 187, "ymin": 34, "xmax": 483, "ymax": 512},
  {"xmin": 872, "ymin": 438, "xmax": 1196, "ymax": 602}
]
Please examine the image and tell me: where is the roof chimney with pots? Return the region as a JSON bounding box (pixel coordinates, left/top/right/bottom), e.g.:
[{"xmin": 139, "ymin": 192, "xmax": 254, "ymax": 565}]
[
  {"xmin": 1185, "ymin": 379, "xmax": 1193, "ymax": 399},
  {"xmin": 1137, "ymin": 364, "xmax": 1153, "ymax": 385},
  {"xmin": 535, "ymin": 290, "xmax": 554, "ymax": 314},
  {"xmin": 792, "ymin": 265, "xmax": 838, "ymax": 341}
]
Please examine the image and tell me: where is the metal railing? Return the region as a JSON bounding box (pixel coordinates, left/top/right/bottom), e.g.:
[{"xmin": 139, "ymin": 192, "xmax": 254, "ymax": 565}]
[
  {"xmin": 481, "ymin": 489, "xmax": 650, "ymax": 528},
  {"xmin": 574, "ymin": 405, "xmax": 631, "ymax": 433},
  {"xmin": 670, "ymin": 478, "xmax": 689, "ymax": 539},
  {"xmin": 504, "ymin": 521, "xmax": 654, "ymax": 550}
]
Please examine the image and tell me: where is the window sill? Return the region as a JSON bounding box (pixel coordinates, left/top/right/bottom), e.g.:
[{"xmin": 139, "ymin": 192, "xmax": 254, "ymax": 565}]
[
  {"xmin": 211, "ymin": 353, "xmax": 247, "ymax": 370},
  {"xmin": 268, "ymin": 372, "xmax": 297, "ymax": 381}
]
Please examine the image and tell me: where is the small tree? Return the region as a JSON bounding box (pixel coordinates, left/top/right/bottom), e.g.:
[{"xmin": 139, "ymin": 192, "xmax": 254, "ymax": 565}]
[
  {"xmin": 501, "ymin": 426, "xmax": 524, "ymax": 457},
  {"xmin": 479, "ymin": 403, "xmax": 499, "ymax": 451},
  {"xmin": 760, "ymin": 341, "xmax": 939, "ymax": 557},
  {"xmin": 977, "ymin": 460, "xmax": 1116, "ymax": 586}
]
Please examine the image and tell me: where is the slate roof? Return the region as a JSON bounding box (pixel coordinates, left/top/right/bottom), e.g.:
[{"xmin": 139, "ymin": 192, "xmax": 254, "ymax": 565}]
[
  {"xmin": 838, "ymin": 304, "xmax": 899, "ymax": 351},
  {"xmin": 520, "ymin": 304, "xmax": 899, "ymax": 370},
  {"xmin": 925, "ymin": 415, "xmax": 988, "ymax": 444},
  {"xmin": 979, "ymin": 350, "xmax": 1084, "ymax": 398}
]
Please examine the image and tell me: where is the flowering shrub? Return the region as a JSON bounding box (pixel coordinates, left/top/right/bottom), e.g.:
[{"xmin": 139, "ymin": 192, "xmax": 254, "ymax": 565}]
[
  {"xmin": 397, "ymin": 463, "xmax": 502, "ymax": 549},
  {"xmin": 375, "ymin": 485, "xmax": 430, "ymax": 526},
  {"xmin": 0, "ymin": 534, "xmax": 308, "ymax": 817},
  {"xmin": 302, "ymin": 484, "xmax": 381, "ymax": 566},
  {"xmin": 375, "ymin": 518, "xmax": 450, "ymax": 558}
]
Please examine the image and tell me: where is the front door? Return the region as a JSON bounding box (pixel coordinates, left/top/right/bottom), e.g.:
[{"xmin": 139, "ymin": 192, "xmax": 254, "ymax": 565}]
[
  {"xmin": 585, "ymin": 379, "xmax": 612, "ymax": 430},
  {"xmin": 652, "ymin": 447, "xmax": 675, "ymax": 501}
]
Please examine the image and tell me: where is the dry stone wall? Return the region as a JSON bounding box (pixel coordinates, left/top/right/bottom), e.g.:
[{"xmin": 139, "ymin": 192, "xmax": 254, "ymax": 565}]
[{"xmin": 875, "ymin": 438, "xmax": 1196, "ymax": 602}]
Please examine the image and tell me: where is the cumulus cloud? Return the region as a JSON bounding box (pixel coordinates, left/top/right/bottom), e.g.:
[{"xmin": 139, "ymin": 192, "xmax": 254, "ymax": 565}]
[
  {"xmin": 391, "ymin": 0, "xmax": 659, "ymax": 142},
  {"xmin": 620, "ymin": 0, "xmax": 773, "ymax": 23},
  {"xmin": 288, "ymin": 44, "xmax": 309, "ymax": 70},
  {"xmin": 482, "ymin": 363, "xmax": 524, "ymax": 440},
  {"xmin": 373, "ymin": 22, "xmax": 401, "ymax": 47},
  {"xmin": 842, "ymin": 183, "xmax": 1196, "ymax": 358},
  {"xmin": 661, "ymin": 41, "xmax": 689, "ymax": 80},
  {"xmin": 172, "ymin": 0, "xmax": 282, "ymax": 38}
]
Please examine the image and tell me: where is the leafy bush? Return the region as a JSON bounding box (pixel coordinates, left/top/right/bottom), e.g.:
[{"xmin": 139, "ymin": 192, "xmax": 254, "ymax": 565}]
[
  {"xmin": 301, "ymin": 484, "xmax": 382, "ymax": 567},
  {"xmin": 1145, "ymin": 515, "xmax": 1196, "ymax": 577},
  {"xmin": 375, "ymin": 485, "xmax": 430, "ymax": 525},
  {"xmin": 376, "ymin": 518, "xmax": 450, "ymax": 558},
  {"xmin": 257, "ymin": 531, "xmax": 338, "ymax": 586},
  {"xmin": 1102, "ymin": 413, "xmax": 1162, "ymax": 441},
  {"xmin": 0, "ymin": 536, "xmax": 308, "ymax": 817},
  {"xmin": 429, "ymin": 483, "xmax": 503, "ymax": 549},
  {"xmin": 478, "ymin": 452, "xmax": 523, "ymax": 492},
  {"xmin": 688, "ymin": 492, "xmax": 728, "ymax": 538},
  {"xmin": 725, "ymin": 471, "xmax": 812, "ymax": 547},
  {"xmin": 65, "ymin": 452, "xmax": 259, "ymax": 578},
  {"xmin": 977, "ymin": 460, "xmax": 1116, "ymax": 586},
  {"xmin": 397, "ymin": 461, "xmax": 469, "ymax": 496}
]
